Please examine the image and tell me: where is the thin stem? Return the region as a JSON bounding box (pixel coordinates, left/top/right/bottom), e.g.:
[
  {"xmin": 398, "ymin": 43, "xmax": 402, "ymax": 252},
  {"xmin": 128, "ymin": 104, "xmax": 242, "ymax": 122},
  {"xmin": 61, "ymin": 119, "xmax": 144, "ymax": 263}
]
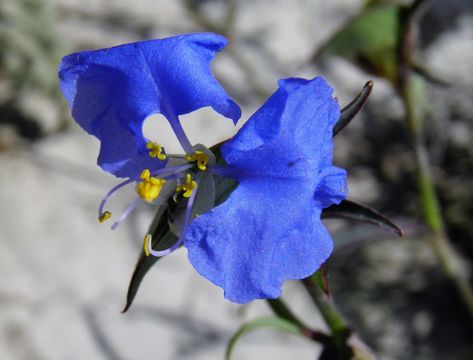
[
  {"xmin": 302, "ymin": 277, "xmax": 380, "ymax": 359},
  {"xmin": 301, "ymin": 278, "xmax": 349, "ymax": 336},
  {"xmin": 266, "ymin": 298, "xmax": 331, "ymax": 344},
  {"xmin": 400, "ymin": 82, "xmax": 473, "ymax": 319},
  {"xmin": 111, "ymin": 197, "xmax": 141, "ymax": 230},
  {"xmin": 98, "ymin": 178, "xmax": 136, "ymax": 218},
  {"xmin": 266, "ymin": 298, "xmax": 305, "ymax": 329}
]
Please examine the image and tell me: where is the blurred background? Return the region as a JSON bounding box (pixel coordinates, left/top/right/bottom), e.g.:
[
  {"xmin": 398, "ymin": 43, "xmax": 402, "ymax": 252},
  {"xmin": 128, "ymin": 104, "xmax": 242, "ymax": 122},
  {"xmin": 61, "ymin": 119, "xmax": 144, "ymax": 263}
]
[{"xmin": 1, "ymin": 0, "xmax": 472, "ymax": 359}]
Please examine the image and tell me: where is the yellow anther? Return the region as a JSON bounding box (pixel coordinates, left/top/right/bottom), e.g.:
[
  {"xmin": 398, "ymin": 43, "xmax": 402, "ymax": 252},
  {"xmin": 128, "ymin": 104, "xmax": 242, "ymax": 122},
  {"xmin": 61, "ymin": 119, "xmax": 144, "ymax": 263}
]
[
  {"xmin": 98, "ymin": 211, "xmax": 112, "ymax": 223},
  {"xmin": 175, "ymin": 174, "xmax": 197, "ymax": 198},
  {"xmin": 143, "ymin": 234, "xmax": 151, "ymax": 257},
  {"xmin": 185, "ymin": 151, "xmax": 208, "ymax": 171},
  {"xmin": 146, "ymin": 141, "xmax": 166, "ymax": 160},
  {"xmin": 137, "ymin": 169, "xmax": 166, "ymax": 202}
]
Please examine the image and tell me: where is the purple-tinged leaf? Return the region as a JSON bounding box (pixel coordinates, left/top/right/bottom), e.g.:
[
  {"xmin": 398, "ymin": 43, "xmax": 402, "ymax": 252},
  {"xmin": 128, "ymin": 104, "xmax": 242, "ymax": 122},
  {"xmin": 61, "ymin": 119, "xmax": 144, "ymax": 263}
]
[
  {"xmin": 322, "ymin": 199, "xmax": 403, "ymax": 236},
  {"xmin": 333, "ymin": 81, "xmax": 373, "ymax": 137}
]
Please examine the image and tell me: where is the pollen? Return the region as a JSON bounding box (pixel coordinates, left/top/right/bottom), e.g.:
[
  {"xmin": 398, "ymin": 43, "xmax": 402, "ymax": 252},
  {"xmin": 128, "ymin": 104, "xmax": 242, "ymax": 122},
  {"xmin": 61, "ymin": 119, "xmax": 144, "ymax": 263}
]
[
  {"xmin": 137, "ymin": 169, "xmax": 166, "ymax": 202},
  {"xmin": 185, "ymin": 151, "xmax": 209, "ymax": 171},
  {"xmin": 146, "ymin": 141, "xmax": 166, "ymax": 160},
  {"xmin": 98, "ymin": 211, "xmax": 112, "ymax": 223},
  {"xmin": 175, "ymin": 174, "xmax": 197, "ymax": 198}
]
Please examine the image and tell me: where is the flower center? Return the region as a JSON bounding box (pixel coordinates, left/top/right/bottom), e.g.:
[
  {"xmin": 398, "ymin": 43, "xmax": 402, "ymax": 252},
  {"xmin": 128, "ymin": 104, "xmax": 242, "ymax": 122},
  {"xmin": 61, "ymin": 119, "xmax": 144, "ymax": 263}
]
[
  {"xmin": 96, "ymin": 144, "xmax": 215, "ymax": 231},
  {"xmin": 136, "ymin": 169, "xmax": 166, "ymax": 202}
]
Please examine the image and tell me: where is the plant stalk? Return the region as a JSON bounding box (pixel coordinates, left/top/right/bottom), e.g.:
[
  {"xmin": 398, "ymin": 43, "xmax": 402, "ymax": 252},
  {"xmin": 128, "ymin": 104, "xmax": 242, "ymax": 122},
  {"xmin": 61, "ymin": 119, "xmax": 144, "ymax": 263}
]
[
  {"xmin": 398, "ymin": 0, "xmax": 473, "ymax": 319},
  {"xmin": 399, "ymin": 80, "xmax": 473, "ymax": 319},
  {"xmin": 266, "ymin": 298, "xmax": 331, "ymax": 344},
  {"xmin": 301, "ymin": 278, "xmax": 349, "ymax": 337}
]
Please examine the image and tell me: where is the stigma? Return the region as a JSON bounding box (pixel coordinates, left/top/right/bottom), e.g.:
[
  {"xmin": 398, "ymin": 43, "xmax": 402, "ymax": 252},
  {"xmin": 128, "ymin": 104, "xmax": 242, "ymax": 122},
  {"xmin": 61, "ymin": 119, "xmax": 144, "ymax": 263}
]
[
  {"xmin": 185, "ymin": 151, "xmax": 209, "ymax": 171},
  {"xmin": 137, "ymin": 169, "xmax": 166, "ymax": 202},
  {"xmin": 176, "ymin": 174, "xmax": 197, "ymax": 198}
]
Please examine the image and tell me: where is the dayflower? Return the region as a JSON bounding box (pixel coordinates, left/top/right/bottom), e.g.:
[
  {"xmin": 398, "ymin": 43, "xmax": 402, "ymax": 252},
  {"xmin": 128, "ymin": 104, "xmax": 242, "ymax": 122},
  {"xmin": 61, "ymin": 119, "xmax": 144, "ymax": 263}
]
[{"xmin": 58, "ymin": 33, "xmax": 347, "ymax": 304}]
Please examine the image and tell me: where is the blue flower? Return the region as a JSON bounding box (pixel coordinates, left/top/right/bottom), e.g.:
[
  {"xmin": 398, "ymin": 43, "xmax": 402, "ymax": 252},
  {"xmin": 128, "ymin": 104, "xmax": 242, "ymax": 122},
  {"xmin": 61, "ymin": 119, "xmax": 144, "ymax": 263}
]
[
  {"xmin": 185, "ymin": 77, "xmax": 347, "ymax": 303},
  {"xmin": 59, "ymin": 33, "xmax": 241, "ymax": 178},
  {"xmin": 59, "ymin": 33, "xmax": 347, "ymax": 304}
]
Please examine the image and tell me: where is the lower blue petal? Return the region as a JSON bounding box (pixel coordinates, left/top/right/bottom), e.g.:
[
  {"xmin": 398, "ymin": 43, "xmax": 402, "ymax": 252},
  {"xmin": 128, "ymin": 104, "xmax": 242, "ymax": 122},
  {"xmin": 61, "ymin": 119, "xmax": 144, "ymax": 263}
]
[{"xmin": 185, "ymin": 177, "xmax": 334, "ymax": 303}]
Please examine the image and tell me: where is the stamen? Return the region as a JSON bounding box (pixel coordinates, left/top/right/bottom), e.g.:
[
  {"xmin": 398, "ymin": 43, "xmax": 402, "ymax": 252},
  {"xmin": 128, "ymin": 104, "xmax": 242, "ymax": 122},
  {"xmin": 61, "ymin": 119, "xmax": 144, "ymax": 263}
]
[
  {"xmin": 111, "ymin": 197, "xmax": 141, "ymax": 230},
  {"xmin": 98, "ymin": 178, "xmax": 136, "ymax": 222},
  {"xmin": 146, "ymin": 141, "xmax": 166, "ymax": 160},
  {"xmin": 145, "ymin": 231, "xmax": 181, "ymax": 257},
  {"xmin": 185, "ymin": 151, "xmax": 209, "ymax": 171},
  {"xmin": 175, "ymin": 174, "xmax": 197, "ymax": 198},
  {"xmin": 151, "ymin": 164, "xmax": 193, "ymax": 178},
  {"xmin": 97, "ymin": 164, "xmax": 193, "ymax": 225},
  {"xmin": 137, "ymin": 169, "xmax": 166, "ymax": 202},
  {"xmin": 99, "ymin": 211, "xmax": 112, "ymax": 223},
  {"xmin": 146, "ymin": 178, "xmax": 199, "ymax": 257}
]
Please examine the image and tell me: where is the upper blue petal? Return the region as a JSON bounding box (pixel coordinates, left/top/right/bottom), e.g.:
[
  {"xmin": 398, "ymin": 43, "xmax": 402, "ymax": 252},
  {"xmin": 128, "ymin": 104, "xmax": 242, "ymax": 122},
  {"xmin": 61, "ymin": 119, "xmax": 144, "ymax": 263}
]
[
  {"xmin": 59, "ymin": 33, "xmax": 241, "ymax": 178},
  {"xmin": 221, "ymin": 77, "xmax": 339, "ymax": 178},
  {"xmin": 185, "ymin": 76, "xmax": 347, "ymax": 303}
]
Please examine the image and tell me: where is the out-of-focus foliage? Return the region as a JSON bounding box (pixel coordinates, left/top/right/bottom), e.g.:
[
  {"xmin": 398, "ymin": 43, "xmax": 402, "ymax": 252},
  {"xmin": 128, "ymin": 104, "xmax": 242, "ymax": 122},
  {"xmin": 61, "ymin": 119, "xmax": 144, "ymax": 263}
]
[
  {"xmin": 316, "ymin": 4, "xmax": 400, "ymax": 84},
  {"xmin": 0, "ymin": 0, "xmax": 62, "ymax": 98},
  {"xmin": 313, "ymin": 0, "xmax": 473, "ymax": 358},
  {"xmin": 0, "ymin": 0, "xmax": 65, "ymax": 144}
]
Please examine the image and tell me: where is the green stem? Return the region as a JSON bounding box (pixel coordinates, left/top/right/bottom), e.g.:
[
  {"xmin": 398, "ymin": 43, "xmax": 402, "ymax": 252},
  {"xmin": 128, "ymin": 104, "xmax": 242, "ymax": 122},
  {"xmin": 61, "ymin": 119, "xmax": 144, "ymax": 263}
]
[
  {"xmin": 301, "ymin": 278, "xmax": 363, "ymax": 359},
  {"xmin": 266, "ymin": 298, "xmax": 305, "ymax": 328},
  {"xmin": 301, "ymin": 278, "xmax": 349, "ymax": 337},
  {"xmin": 400, "ymin": 81, "xmax": 473, "ymax": 320},
  {"xmin": 397, "ymin": 0, "xmax": 473, "ymax": 320},
  {"xmin": 266, "ymin": 298, "xmax": 331, "ymax": 344}
]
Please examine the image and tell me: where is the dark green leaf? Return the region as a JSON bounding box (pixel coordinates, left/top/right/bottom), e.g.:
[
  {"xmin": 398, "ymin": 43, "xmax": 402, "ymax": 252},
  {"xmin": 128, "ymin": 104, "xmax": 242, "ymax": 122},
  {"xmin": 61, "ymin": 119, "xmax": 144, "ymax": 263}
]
[
  {"xmin": 213, "ymin": 174, "xmax": 238, "ymax": 206},
  {"xmin": 322, "ymin": 200, "xmax": 403, "ymax": 236},
  {"xmin": 333, "ymin": 81, "xmax": 373, "ymax": 137},
  {"xmin": 122, "ymin": 199, "xmax": 178, "ymax": 313},
  {"xmin": 225, "ymin": 317, "xmax": 302, "ymax": 360},
  {"xmin": 168, "ymin": 171, "xmax": 215, "ymax": 237},
  {"xmin": 210, "ymin": 141, "xmax": 239, "ymax": 206}
]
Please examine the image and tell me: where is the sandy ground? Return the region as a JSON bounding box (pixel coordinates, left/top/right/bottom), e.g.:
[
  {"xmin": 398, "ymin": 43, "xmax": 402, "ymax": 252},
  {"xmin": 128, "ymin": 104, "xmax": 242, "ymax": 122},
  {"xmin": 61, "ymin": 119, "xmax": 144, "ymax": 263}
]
[{"xmin": 1, "ymin": 0, "xmax": 472, "ymax": 359}]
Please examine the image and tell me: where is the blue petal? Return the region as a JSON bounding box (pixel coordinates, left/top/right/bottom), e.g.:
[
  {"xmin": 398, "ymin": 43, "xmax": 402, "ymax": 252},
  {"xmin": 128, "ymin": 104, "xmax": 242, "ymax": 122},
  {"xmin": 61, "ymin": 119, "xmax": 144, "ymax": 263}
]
[
  {"xmin": 186, "ymin": 76, "xmax": 346, "ymax": 303},
  {"xmin": 221, "ymin": 77, "xmax": 340, "ymax": 178},
  {"xmin": 59, "ymin": 33, "xmax": 241, "ymax": 178},
  {"xmin": 186, "ymin": 178, "xmax": 334, "ymax": 303},
  {"xmin": 314, "ymin": 166, "xmax": 348, "ymax": 208}
]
